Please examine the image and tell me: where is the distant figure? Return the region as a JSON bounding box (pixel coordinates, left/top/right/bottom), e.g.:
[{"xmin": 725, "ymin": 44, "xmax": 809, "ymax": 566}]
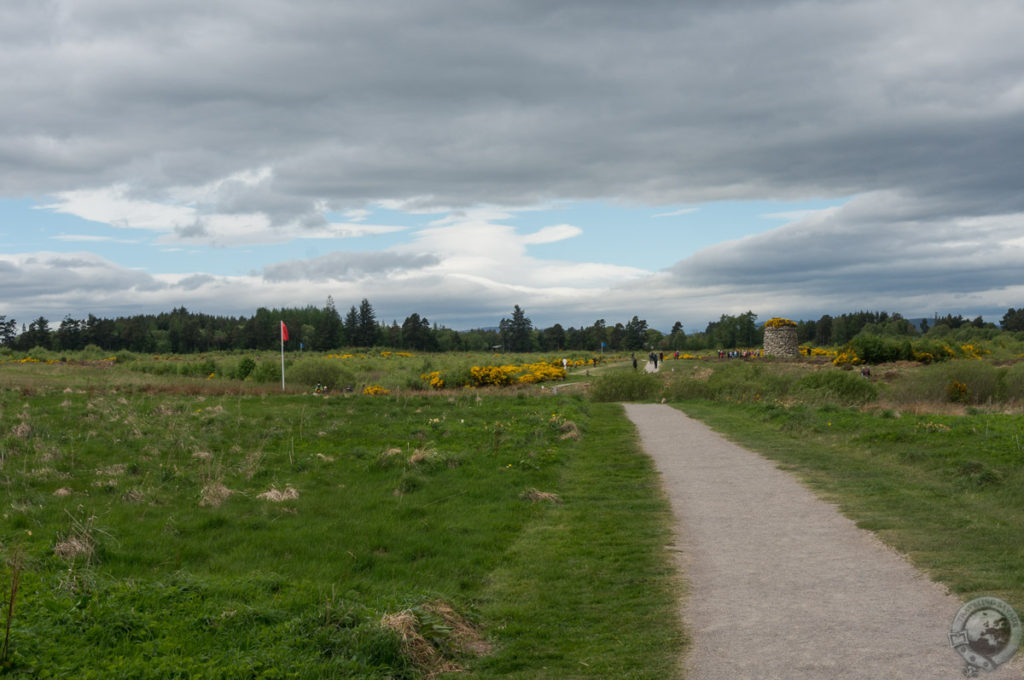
[
  {"xmin": 632, "ymin": 355, "xmax": 638, "ymax": 371},
  {"xmin": 861, "ymin": 366, "xmax": 871, "ymax": 379},
  {"xmin": 562, "ymin": 358, "xmax": 568, "ymax": 370}
]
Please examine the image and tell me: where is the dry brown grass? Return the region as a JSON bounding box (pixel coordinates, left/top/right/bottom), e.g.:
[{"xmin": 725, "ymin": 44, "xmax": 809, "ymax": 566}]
[
  {"xmin": 240, "ymin": 451, "xmax": 263, "ymax": 479},
  {"xmin": 199, "ymin": 482, "xmax": 233, "ymax": 507},
  {"xmin": 691, "ymin": 367, "xmax": 714, "ymax": 382},
  {"xmin": 558, "ymin": 420, "xmax": 580, "ymax": 440},
  {"xmin": 521, "ymin": 488, "xmax": 562, "ymax": 504},
  {"xmin": 379, "ymin": 601, "xmax": 491, "ymax": 678},
  {"xmin": 53, "ymin": 534, "xmax": 94, "ymax": 563},
  {"xmin": 257, "ymin": 485, "xmax": 299, "ymax": 502},
  {"xmin": 408, "ymin": 445, "xmax": 439, "ymax": 465},
  {"xmin": 121, "ymin": 488, "xmax": 145, "ymax": 503}
]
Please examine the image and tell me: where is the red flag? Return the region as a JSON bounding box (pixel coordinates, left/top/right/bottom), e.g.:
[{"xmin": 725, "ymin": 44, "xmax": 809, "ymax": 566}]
[{"xmin": 281, "ymin": 321, "xmax": 289, "ymax": 342}]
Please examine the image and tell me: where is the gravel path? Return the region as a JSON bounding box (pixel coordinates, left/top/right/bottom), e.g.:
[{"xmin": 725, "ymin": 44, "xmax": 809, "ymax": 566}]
[{"xmin": 623, "ymin": 403, "xmax": 1022, "ymax": 679}]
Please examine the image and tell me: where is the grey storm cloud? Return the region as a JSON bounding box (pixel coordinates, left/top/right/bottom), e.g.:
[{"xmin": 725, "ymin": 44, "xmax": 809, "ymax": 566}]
[
  {"xmin": 0, "ymin": 252, "xmax": 164, "ymax": 301},
  {"xmin": 3, "ymin": 0, "xmax": 1023, "ymax": 217},
  {"xmin": 176, "ymin": 274, "xmax": 217, "ymax": 291},
  {"xmin": 3, "ymin": 1, "xmax": 1024, "ymax": 327},
  {"xmin": 671, "ymin": 191, "xmax": 1024, "ymax": 301},
  {"xmin": 261, "ymin": 251, "xmax": 441, "ymax": 282}
]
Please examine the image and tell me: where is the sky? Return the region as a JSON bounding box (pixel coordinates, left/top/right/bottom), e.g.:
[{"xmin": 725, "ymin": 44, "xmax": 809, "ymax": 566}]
[{"xmin": 2, "ymin": 0, "xmax": 1024, "ymax": 333}]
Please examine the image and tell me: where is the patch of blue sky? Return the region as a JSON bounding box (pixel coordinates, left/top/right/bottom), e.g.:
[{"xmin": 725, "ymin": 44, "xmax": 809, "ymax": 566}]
[
  {"xmin": 0, "ymin": 198, "xmax": 109, "ymax": 251},
  {"xmin": 1, "ymin": 196, "xmax": 850, "ymax": 278},
  {"xmin": 514, "ymin": 197, "xmax": 849, "ymax": 271}
]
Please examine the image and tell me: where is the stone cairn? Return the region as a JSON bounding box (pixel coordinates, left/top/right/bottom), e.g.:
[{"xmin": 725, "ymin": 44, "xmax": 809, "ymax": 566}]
[{"xmin": 763, "ymin": 318, "xmax": 800, "ymax": 358}]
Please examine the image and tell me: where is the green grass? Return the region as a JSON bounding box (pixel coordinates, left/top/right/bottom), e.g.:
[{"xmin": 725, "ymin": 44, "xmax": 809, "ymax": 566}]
[
  {"xmin": 475, "ymin": 405, "xmax": 683, "ymax": 678},
  {"xmin": 0, "ymin": 364, "xmax": 681, "ymax": 678},
  {"xmin": 95, "ymin": 349, "xmax": 615, "ymax": 394},
  {"xmin": 674, "ymin": 400, "xmax": 1024, "ymax": 614}
]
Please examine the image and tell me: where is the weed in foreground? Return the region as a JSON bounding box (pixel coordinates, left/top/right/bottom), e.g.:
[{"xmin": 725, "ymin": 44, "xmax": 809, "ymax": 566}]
[{"xmin": 1, "ymin": 547, "xmax": 24, "ymax": 669}]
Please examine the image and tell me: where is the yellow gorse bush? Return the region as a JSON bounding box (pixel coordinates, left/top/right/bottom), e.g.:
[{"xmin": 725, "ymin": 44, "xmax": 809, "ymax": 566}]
[
  {"xmin": 362, "ymin": 385, "xmax": 390, "ymax": 396},
  {"xmin": 420, "ymin": 371, "xmax": 445, "ymax": 389},
  {"xmin": 913, "ymin": 345, "xmax": 955, "ymax": 363},
  {"xmin": 470, "ymin": 365, "xmax": 521, "ymax": 386},
  {"xmin": 515, "ymin": 362, "xmax": 567, "ymax": 384},
  {"xmin": 420, "ymin": 360, "xmax": 569, "ymax": 389},
  {"xmin": 764, "ymin": 317, "xmax": 797, "ymax": 329},
  {"xmin": 832, "ymin": 348, "xmax": 861, "ymax": 366},
  {"xmin": 959, "ymin": 344, "xmax": 988, "ymax": 359}
]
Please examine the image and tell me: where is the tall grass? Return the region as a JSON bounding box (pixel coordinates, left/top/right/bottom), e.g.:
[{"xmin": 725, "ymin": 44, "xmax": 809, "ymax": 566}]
[
  {"xmin": 0, "ymin": 364, "xmax": 680, "ymax": 677},
  {"xmin": 589, "ymin": 369, "xmax": 661, "ymax": 402}
]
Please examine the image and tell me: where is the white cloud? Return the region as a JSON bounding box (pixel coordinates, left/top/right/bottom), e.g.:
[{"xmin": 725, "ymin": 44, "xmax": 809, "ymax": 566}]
[
  {"xmin": 653, "ymin": 207, "xmax": 699, "ymax": 218},
  {"xmin": 41, "ymin": 185, "xmax": 196, "ymax": 231},
  {"xmin": 759, "ymin": 207, "xmax": 839, "ymax": 222},
  {"xmin": 522, "ymin": 224, "xmax": 582, "ymax": 244},
  {"xmin": 40, "ymin": 173, "xmax": 409, "ymax": 247},
  {"xmin": 344, "ymin": 208, "xmax": 371, "ymax": 222}
]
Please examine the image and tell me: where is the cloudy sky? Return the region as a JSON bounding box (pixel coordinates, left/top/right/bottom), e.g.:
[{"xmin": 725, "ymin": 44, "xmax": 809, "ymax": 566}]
[{"xmin": 2, "ymin": 0, "xmax": 1023, "ymax": 332}]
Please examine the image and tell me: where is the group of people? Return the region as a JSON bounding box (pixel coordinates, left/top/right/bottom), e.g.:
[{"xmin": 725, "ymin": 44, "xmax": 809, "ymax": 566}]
[
  {"xmin": 630, "ymin": 352, "xmax": 668, "ymax": 371},
  {"xmin": 717, "ymin": 349, "xmax": 761, "ymax": 359}
]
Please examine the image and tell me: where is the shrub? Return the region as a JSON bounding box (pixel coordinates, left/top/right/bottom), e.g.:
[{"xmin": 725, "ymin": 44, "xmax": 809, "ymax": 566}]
[
  {"xmin": 940, "ymin": 361, "xmax": 1002, "ymax": 405},
  {"xmin": 80, "ymin": 344, "xmax": 109, "ymax": 360},
  {"xmin": 589, "ymin": 370, "xmax": 661, "ymax": 402},
  {"xmin": 251, "ymin": 359, "xmax": 285, "ymax": 384},
  {"xmin": 705, "ymin": 362, "xmax": 795, "ymax": 403},
  {"xmin": 179, "ymin": 358, "xmax": 216, "ymax": 377},
  {"xmin": 795, "ymin": 370, "xmax": 878, "ymax": 406},
  {"xmin": 288, "ymin": 358, "xmax": 356, "ymax": 391},
  {"xmin": 26, "ymin": 346, "xmax": 58, "ymax": 361},
  {"xmin": 235, "ymin": 357, "xmax": 256, "ymax": 380},
  {"xmin": 946, "ymin": 380, "xmax": 970, "ymax": 403},
  {"xmin": 848, "ymin": 335, "xmax": 907, "ymax": 364},
  {"xmin": 1002, "ymin": 362, "xmax": 1024, "ymax": 402},
  {"xmin": 661, "ymin": 377, "xmax": 712, "ymax": 401}
]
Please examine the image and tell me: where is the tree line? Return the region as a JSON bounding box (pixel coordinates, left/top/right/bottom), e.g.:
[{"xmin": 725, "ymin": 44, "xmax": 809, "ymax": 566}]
[{"xmin": 1, "ymin": 301, "xmax": 1022, "ymax": 355}]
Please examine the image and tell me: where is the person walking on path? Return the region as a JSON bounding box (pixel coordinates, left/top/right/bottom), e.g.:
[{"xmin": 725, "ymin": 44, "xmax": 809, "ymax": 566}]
[{"xmin": 622, "ymin": 403, "xmax": 1020, "ymax": 679}]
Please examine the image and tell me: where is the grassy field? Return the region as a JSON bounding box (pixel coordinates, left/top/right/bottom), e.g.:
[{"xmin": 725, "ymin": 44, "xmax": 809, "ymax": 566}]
[
  {"xmin": 1, "ymin": 348, "xmax": 613, "ymax": 396},
  {"xmin": 0, "ymin": 360, "xmax": 682, "ymax": 678},
  {"xmin": 6, "ymin": 343, "xmax": 1024, "ymax": 677}
]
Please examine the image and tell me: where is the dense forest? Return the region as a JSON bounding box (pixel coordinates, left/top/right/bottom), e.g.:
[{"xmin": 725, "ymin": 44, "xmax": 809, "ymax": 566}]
[{"xmin": 1, "ymin": 297, "xmax": 1023, "ymax": 354}]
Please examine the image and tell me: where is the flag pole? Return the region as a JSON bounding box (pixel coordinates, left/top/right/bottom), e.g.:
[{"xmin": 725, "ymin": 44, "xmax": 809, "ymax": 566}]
[{"xmin": 280, "ymin": 321, "xmax": 286, "ymax": 391}]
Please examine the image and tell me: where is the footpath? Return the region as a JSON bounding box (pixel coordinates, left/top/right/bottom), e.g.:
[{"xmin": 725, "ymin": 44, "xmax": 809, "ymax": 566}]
[{"xmin": 623, "ymin": 403, "xmax": 1022, "ymax": 679}]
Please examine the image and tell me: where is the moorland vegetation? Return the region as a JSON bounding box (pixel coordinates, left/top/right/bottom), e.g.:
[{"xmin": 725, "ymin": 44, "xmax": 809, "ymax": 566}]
[{"xmin": 2, "ymin": 306, "xmax": 1024, "ymax": 677}]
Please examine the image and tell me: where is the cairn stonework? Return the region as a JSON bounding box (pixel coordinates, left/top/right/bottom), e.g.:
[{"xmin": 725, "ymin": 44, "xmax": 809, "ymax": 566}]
[{"xmin": 763, "ymin": 324, "xmax": 800, "ymax": 358}]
